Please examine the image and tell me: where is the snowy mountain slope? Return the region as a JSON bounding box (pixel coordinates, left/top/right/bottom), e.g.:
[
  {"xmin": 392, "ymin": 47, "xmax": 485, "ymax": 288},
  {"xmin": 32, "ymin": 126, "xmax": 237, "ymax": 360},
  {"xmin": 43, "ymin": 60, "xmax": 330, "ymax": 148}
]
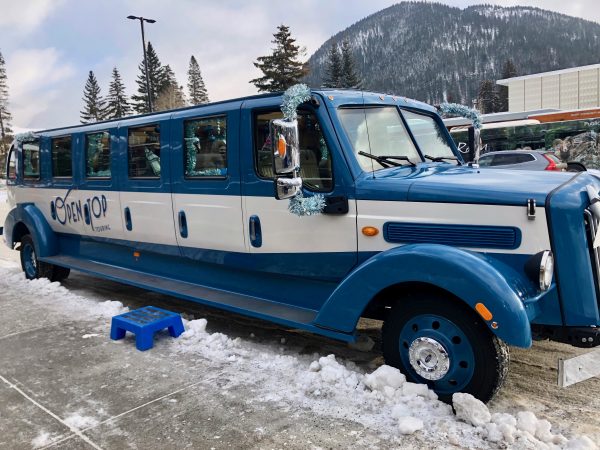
[{"xmin": 304, "ymin": 2, "xmax": 600, "ymax": 105}]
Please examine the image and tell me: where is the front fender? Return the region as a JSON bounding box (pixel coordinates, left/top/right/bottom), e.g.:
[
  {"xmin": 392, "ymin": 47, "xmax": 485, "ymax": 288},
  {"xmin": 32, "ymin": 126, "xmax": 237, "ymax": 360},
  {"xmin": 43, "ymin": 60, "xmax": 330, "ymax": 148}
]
[
  {"xmin": 314, "ymin": 244, "xmax": 533, "ymax": 348},
  {"xmin": 4, "ymin": 204, "xmax": 58, "ymax": 257}
]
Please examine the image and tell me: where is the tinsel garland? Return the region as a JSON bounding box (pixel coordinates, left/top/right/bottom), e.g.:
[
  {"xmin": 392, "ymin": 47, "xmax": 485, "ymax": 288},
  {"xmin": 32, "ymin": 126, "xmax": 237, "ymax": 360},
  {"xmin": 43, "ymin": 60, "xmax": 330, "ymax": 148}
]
[
  {"xmin": 15, "ymin": 131, "xmax": 38, "ymax": 143},
  {"xmin": 439, "ymin": 103, "xmax": 482, "ymax": 130},
  {"xmin": 288, "ymin": 191, "xmax": 326, "ymax": 217},
  {"xmin": 281, "ymin": 84, "xmax": 311, "ymax": 121},
  {"xmin": 319, "ymin": 137, "xmax": 329, "ymax": 161}
]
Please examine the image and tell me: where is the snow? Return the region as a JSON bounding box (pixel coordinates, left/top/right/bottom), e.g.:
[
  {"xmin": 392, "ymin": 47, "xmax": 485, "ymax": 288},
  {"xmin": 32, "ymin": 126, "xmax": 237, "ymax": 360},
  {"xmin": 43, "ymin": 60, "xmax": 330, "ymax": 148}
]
[
  {"xmin": 0, "ymin": 263, "xmax": 598, "ymax": 449},
  {"xmin": 31, "ymin": 431, "xmax": 53, "ymax": 448}
]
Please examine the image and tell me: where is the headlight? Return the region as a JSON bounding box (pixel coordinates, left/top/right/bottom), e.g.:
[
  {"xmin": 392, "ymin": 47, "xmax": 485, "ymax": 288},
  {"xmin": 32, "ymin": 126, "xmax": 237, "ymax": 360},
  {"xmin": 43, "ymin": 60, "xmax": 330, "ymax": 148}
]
[{"xmin": 525, "ymin": 250, "xmax": 554, "ymax": 291}]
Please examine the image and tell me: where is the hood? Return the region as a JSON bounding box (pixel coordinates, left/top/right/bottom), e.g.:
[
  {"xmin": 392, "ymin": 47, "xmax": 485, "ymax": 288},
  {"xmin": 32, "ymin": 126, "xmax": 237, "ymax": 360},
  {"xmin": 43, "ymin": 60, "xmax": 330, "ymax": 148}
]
[{"xmin": 358, "ymin": 163, "xmax": 577, "ymax": 206}]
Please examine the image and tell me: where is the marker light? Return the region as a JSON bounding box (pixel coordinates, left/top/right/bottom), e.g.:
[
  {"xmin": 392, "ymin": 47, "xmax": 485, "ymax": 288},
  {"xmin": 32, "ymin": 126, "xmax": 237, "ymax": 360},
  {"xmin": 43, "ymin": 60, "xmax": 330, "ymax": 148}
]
[
  {"xmin": 277, "ymin": 135, "xmax": 287, "ymax": 158},
  {"xmin": 362, "ymin": 226, "xmax": 379, "ymax": 237},
  {"xmin": 475, "ymin": 302, "xmax": 493, "ymax": 321}
]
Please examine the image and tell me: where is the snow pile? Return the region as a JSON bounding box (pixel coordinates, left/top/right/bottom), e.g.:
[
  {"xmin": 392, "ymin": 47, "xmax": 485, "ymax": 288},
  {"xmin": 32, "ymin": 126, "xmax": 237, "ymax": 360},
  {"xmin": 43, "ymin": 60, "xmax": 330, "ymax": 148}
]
[
  {"xmin": 63, "ymin": 412, "xmax": 99, "ymax": 430},
  {"xmin": 0, "ymin": 266, "xmax": 127, "ymax": 321},
  {"xmin": 173, "ymin": 318, "xmax": 598, "ymax": 449}
]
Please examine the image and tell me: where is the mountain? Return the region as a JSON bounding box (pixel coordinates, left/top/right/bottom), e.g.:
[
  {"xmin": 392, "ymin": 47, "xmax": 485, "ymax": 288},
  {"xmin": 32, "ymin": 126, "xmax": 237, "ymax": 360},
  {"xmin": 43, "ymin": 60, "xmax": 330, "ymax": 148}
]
[{"xmin": 304, "ymin": 2, "xmax": 600, "ymax": 105}]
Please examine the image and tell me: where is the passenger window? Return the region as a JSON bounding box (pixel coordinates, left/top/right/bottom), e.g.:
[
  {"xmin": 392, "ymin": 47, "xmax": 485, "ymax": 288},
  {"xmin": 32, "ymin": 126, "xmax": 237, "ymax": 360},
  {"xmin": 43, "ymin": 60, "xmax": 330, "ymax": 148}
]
[
  {"xmin": 477, "ymin": 155, "xmax": 494, "ymax": 166},
  {"xmin": 51, "ymin": 136, "xmax": 73, "ymax": 177},
  {"xmin": 184, "ymin": 116, "xmax": 227, "ymax": 178},
  {"xmin": 23, "ymin": 140, "xmax": 40, "ymax": 179},
  {"xmin": 86, "ymin": 131, "xmax": 111, "ymax": 178},
  {"xmin": 128, "ymin": 125, "xmax": 161, "ymax": 178},
  {"xmin": 7, "ymin": 146, "xmax": 17, "ymax": 180},
  {"xmin": 254, "ymin": 111, "xmax": 333, "ymax": 192}
]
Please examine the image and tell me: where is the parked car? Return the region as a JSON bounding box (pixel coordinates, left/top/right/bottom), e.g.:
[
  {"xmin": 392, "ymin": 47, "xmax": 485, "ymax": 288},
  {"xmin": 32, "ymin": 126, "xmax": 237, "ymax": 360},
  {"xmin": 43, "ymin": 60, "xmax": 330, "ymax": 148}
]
[{"xmin": 477, "ymin": 150, "xmax": 570, "ymax": 171}]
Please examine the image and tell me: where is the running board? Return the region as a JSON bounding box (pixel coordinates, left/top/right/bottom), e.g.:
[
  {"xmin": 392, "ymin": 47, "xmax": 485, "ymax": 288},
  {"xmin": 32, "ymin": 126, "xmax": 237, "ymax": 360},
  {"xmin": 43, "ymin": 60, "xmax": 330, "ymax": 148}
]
[{"xmin": 40, "ymin": 255, "xmax": 355, "ymax": 342}]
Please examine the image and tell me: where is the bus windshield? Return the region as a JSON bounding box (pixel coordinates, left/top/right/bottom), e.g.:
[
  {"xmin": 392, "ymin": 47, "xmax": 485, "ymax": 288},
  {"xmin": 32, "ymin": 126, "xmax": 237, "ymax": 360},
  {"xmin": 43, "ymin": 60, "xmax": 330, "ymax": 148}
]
[
  {"xmin": 402, "ymin": 110, "xmax": 457, "ymax": 163},
  {"xmin": 337, "ymin": 107, "xmax": 422, "ymax": 172}
]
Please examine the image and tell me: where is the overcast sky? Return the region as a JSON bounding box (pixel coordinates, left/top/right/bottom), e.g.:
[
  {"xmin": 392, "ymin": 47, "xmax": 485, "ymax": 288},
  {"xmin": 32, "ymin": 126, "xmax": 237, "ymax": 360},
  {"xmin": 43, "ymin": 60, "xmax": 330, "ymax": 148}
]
[{"xmin": 1, "ymin": 0, "xmax": 598, "ymax": 130}]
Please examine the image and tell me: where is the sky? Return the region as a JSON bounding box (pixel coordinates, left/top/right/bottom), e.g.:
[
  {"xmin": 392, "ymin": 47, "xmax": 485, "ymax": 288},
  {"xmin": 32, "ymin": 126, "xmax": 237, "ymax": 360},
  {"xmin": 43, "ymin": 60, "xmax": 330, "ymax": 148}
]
[{"xmin": 0, "ymin": 0, "xmax": 598, "ymax": 130}]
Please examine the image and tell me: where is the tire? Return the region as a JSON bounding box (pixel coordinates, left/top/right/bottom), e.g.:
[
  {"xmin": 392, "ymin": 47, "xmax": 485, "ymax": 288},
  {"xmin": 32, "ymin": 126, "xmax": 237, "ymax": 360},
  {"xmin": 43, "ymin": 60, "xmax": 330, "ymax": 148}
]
[
  {"xmin": 51, "ymin": 266, "xmax": 71, "ymax": 282},
  {"xmin": 382, "ymin": 293, "xmax": 509, "ymax": 403},
  {"xmin": 19, "ymin": 235, "xmax": 54, "ymax": 280},
  {"xmin": 566, "ymin": 161, "xmax": 586, "ymax": 172}
]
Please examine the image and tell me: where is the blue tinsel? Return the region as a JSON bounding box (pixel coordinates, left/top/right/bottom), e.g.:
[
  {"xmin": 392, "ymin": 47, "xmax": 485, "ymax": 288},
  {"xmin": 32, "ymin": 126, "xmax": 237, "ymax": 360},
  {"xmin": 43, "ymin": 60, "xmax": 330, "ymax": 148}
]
[
  {"xmin": 439, "ymin": 103, "xmax": 482, "ymax": 130},
  {"xmin": 281, "ymin": 84, "xmax": 311, "ymax": 121},
  {"xmin": 288, "ymin": 191, "xmax": 326, "ymax": 217},
  {"xmin": 15, "ymin": 131, "xmax": 38, "ymax": 143}
]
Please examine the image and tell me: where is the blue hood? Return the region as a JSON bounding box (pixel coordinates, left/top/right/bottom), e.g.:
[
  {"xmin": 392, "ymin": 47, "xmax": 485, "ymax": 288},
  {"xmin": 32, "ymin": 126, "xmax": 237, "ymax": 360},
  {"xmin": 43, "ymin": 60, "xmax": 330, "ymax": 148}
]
[{"xmin": 355, "ymin": 163, "xmax": 577, "ymax": 206}]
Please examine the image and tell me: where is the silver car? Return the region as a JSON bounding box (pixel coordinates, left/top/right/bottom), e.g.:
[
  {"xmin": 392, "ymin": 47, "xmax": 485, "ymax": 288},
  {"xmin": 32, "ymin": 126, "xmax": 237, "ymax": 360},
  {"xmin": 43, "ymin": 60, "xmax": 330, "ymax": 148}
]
[{"xmin": 477, "ymin": 150, "xmax": 569, "ymax": 171}]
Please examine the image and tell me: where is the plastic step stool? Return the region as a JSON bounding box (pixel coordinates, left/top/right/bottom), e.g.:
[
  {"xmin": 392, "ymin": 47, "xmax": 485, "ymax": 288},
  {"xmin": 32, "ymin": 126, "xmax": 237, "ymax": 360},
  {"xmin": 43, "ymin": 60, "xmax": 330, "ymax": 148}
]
[{"xmin": 110, "ymin": 306, "xmax": 184, "ymax": 351}]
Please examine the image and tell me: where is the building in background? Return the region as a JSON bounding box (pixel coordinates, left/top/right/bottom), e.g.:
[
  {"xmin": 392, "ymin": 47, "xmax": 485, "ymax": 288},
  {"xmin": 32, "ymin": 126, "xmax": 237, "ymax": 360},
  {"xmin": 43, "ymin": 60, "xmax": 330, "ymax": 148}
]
[{"xmin": 497, "ymin": 64, "xmax": 600, "ymax": 112}]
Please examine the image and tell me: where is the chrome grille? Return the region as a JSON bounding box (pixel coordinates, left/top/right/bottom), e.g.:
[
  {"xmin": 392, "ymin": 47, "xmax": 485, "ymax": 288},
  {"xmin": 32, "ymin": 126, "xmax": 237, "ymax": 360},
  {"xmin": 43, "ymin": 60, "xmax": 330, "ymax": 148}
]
[{"xmin": 584, "ymin": 209, "xmax": 600, "ymax": 303}]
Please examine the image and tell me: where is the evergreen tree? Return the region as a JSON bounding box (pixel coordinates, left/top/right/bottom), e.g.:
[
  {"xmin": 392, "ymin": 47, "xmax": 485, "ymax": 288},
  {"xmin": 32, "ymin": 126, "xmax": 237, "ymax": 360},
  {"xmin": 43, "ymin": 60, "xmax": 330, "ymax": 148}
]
[
  {"xmin": 155, "ymin": 65, "xmax": 186, "ymax": 111},
  {"xmin": 497, "ymin": 59, "xmax": 518, "ymax": 111},
  {"xmin": 477, "ymin": 79, "xmax": 500, "ymax": 114},
  {"xmin": 250, "ymin": 24, "xmax": 307, "ymax": 92},
  {"xmin": 340, "ymin": 40, "xmax": 361, "ymax": 89},
  {"xmin": 187, "ymin": 55, "xmax": 209, "ymax": 104},
  {"xmin": 131, "ymin": 42, "xmax": 167, "ymax": 114},
  {"xmin": 0, "ymin": 50, "xmax": 13, "ymax": 159},
  {"xmin": 105, "ymin": 67, "xmax": 132, "ymax": 119},
  {"xmin": 80, "ymin": 71, "xmax": 106, "ymax": 123},
  {"xmin": 322, "ymin": 43, "xmax": 342, "ymax": 88}
]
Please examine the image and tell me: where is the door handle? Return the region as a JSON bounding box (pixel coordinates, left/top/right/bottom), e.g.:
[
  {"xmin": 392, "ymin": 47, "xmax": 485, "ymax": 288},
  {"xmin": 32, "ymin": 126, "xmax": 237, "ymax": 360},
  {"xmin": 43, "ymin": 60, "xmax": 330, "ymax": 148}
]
[
  {"xmin": 249, "ymin": 215, "xmax": 262, "ymax": 248},
  {"xmin": 178, "ymin": 211, "xmax": 188, "ymax": 238},
  {"xmin": 83, "ymin": 203, "xmax": 91, "ymax": 225},
  {"xmin": 124, "ymin": 207, "xmax": 132, "ymax": 231}
]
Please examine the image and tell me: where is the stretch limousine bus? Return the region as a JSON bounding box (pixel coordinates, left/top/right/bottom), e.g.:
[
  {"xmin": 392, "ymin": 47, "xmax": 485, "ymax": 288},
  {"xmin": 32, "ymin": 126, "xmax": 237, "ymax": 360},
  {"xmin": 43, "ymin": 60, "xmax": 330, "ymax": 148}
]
[{"xmin": 3, "ymin": 88, "xmax": 600, "ymax": 402}]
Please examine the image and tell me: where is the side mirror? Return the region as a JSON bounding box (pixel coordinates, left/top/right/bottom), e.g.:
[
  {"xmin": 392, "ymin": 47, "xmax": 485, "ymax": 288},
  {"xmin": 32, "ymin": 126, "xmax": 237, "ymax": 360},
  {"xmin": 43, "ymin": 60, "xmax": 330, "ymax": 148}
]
[{"xmin": 270, "ymin": 119, "xmax": 302, "ymax": 199}]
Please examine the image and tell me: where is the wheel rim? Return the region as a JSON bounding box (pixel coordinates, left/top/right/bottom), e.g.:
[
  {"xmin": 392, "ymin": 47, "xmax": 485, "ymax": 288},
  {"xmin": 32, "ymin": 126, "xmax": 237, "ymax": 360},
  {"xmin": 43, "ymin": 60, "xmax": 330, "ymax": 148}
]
[
  {"xmin": 22, "ymin": 243, "xmax": 37, "ymax": 278},
  {"xmin": 399, "ymin": 314, "xmax": 475, "ymax": 394}
]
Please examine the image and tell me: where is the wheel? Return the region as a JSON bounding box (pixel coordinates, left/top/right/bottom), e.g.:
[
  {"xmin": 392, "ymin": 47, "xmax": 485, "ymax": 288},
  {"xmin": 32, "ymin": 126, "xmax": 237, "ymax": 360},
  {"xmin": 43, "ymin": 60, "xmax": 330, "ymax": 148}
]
[
  {"xmin": 382, "ymin": 293, "xmax": 509, "ymax": 403},
  {"xmin": 566, "ymin": 161, "xmax": 586, "ymax": 172},
  {"xmin": 19, "ymin": 235, "xmax": 54, "ymax": 280},
  {"xmin": 52, "ymin": 266, "xmax": 71, "ymax": 282}
]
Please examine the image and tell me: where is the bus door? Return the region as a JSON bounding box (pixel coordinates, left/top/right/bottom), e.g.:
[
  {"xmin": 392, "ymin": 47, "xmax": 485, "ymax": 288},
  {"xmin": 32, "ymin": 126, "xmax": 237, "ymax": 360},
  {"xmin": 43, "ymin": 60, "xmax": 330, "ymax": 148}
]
[
  {"xmin": 169, "ymin": 106, "xmax": 245, "ymax": 260},
  {"xmin": 239, "ymin": 97, "xmax": 358, "ymax": 307},
  {"xmin": 117, "ymin": 115, "xmax": 179, "ymax": 255}
]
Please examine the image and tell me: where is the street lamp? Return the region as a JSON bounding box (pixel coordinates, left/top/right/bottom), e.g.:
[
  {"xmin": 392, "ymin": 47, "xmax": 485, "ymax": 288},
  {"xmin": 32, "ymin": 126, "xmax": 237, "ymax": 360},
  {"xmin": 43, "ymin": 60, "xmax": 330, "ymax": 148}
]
[{"xmin": 127, "ymin": 15, "xmax": 156, "ymax": 112}]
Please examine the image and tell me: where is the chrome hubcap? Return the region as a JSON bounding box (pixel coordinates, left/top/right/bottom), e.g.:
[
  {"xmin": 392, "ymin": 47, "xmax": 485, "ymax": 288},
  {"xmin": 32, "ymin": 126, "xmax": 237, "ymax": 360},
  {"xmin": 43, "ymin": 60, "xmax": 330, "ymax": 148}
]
[{"xmin": 408, "ymin": 337, "xmax": 450, "ymax": 380}]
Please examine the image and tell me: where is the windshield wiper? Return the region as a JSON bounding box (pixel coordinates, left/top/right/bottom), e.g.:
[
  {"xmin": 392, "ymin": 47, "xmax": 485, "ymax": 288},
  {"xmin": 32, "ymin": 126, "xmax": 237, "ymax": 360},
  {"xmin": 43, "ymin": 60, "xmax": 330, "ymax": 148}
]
[
  {"xmin": 358, "ymin": 151, "xmax": 416, "ymax": 167},
  {"xmin": 424, "ymin": 154, "xmax": 460, "ymax": 164}
]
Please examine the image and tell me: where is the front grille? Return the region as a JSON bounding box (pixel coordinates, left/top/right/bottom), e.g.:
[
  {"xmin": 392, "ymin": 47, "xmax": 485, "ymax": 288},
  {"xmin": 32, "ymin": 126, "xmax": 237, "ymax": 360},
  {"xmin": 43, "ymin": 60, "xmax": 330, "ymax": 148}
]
[{"xmin": 583, "ymin": 209, "xmax": 600, "ymax": 304}]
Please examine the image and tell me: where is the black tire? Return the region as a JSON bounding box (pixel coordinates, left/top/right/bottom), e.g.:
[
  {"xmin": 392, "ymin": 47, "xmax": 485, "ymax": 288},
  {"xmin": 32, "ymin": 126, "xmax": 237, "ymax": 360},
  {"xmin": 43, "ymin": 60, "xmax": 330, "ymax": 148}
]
[
  {"xmin": 566, "ymin": 161, "xmax": 586, "ymax": 172},
  {"xmin": 382, "ymin": 293, "xmax": 509, "ymax": 403},
  {"xmin": 20, "ymin": 235, "xmax": 54, "ymax": 280},
  {"xmin": 51, "ymin": 266, "xmax": 71, "ymax": 282}
]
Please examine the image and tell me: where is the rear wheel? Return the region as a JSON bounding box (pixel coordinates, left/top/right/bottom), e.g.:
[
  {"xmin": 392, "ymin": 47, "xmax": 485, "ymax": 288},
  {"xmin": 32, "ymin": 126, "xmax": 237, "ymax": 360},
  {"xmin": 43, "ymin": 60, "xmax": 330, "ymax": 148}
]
[
  {"xmin": 19, "ymin": 235, "xmax": 69, "ymax": 282},
  {"xmin": 382, "ymin": 293, "xmax": 509, "ymax": 403}
]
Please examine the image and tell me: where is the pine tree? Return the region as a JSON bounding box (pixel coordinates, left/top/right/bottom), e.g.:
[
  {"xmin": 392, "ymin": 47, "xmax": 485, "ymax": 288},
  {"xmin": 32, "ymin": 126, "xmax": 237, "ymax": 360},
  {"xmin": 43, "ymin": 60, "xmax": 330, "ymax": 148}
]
[
  {"xmin": 0, "ymin": 50, "xmax": 13, "ymax": 159},
  {"xmin": 250, "ymin": 24, "xmax": 307, "ymax": 92},
  {"xmin": 323, "ymin": 43, "xmax": 342, "ymax": 88},
  {"xmin": 497, "ymin": 59, "xmax": 518, "ymax": 111},
  {"xmin": 155, "ymin": 65, "xmax": 186, "ymax": 111},
  {"xmin": 131, "ymin": 42, "xmax": 167, "ymax": 114},
  {"xmin": 187, "ymin": 56, "xmax": 209, "ymax": 105},
  {"xmin": 340, "ymin": 40, "xmax": 361, "ymax": 89},
  {"xmin": 477, "ymin": 79, "xmax": 500, "ymax": 114},
  {"xmin": 105, "ymin": 67, "xmax": 132, "ymax": 119},
  {"xmin": 80, "ymin": 71, "xmax": 106, "ymax": 123}
]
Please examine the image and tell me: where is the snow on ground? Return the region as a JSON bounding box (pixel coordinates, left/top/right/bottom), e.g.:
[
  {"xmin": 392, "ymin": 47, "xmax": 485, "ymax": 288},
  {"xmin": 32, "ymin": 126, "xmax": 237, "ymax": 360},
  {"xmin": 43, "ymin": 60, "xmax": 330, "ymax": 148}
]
[{"xmin": 0, "ymin": 263, "xmax": 597, "ymax": 450}]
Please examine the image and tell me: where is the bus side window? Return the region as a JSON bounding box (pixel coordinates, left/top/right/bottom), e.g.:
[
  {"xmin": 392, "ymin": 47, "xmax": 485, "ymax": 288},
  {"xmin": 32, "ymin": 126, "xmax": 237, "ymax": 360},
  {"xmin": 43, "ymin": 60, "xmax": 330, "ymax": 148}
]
[
  {"xmin": 86, "ymin": 131, "xmax": 111, "ymax": 178},
  {"xmin": 128, "ymin": 125, "xmax": 161, "ymax": 178},
  {"xmin": 51, "ymin": 136, "xmax": 73, "ymax": 177},
  {"xmin": 184, "ymin": 116, "xmax": 227, "ymax": 178},
  {"xmin": 6, "ymin": 146, "xmax": 17, "ymax": 180},
  {"xmin": 23, "ymin": 140, "xmax": 41, "ymax": 180}
]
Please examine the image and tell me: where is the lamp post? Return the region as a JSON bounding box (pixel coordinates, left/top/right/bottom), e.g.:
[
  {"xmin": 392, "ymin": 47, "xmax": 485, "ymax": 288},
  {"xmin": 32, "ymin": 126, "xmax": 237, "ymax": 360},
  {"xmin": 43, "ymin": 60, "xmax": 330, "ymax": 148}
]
[{"xmin": 127, "ymin": 15, "xmax": 156, "ymax": 112}]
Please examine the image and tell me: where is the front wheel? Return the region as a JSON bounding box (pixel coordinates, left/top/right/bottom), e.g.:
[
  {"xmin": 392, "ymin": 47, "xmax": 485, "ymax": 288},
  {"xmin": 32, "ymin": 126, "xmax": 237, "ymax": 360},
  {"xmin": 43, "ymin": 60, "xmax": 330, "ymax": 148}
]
[{"xmin": 382, "ymin": 293, "xmax": 509, "ymax": 403}]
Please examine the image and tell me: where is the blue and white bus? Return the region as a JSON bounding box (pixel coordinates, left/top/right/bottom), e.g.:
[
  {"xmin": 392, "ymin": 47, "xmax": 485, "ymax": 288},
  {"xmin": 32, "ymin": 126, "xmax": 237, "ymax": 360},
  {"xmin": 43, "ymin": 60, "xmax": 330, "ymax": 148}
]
[{"xmin": 3, "ymin": 88, "xmax": 600, "ymax": 402}]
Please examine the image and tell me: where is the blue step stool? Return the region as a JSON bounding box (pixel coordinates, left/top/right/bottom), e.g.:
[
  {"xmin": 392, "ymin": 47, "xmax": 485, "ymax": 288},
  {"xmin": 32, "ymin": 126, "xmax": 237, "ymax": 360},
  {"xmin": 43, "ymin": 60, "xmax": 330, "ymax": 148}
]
[{"xmin": 110, "ymin": 306, "xmax": 185, "ymax": 351}]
